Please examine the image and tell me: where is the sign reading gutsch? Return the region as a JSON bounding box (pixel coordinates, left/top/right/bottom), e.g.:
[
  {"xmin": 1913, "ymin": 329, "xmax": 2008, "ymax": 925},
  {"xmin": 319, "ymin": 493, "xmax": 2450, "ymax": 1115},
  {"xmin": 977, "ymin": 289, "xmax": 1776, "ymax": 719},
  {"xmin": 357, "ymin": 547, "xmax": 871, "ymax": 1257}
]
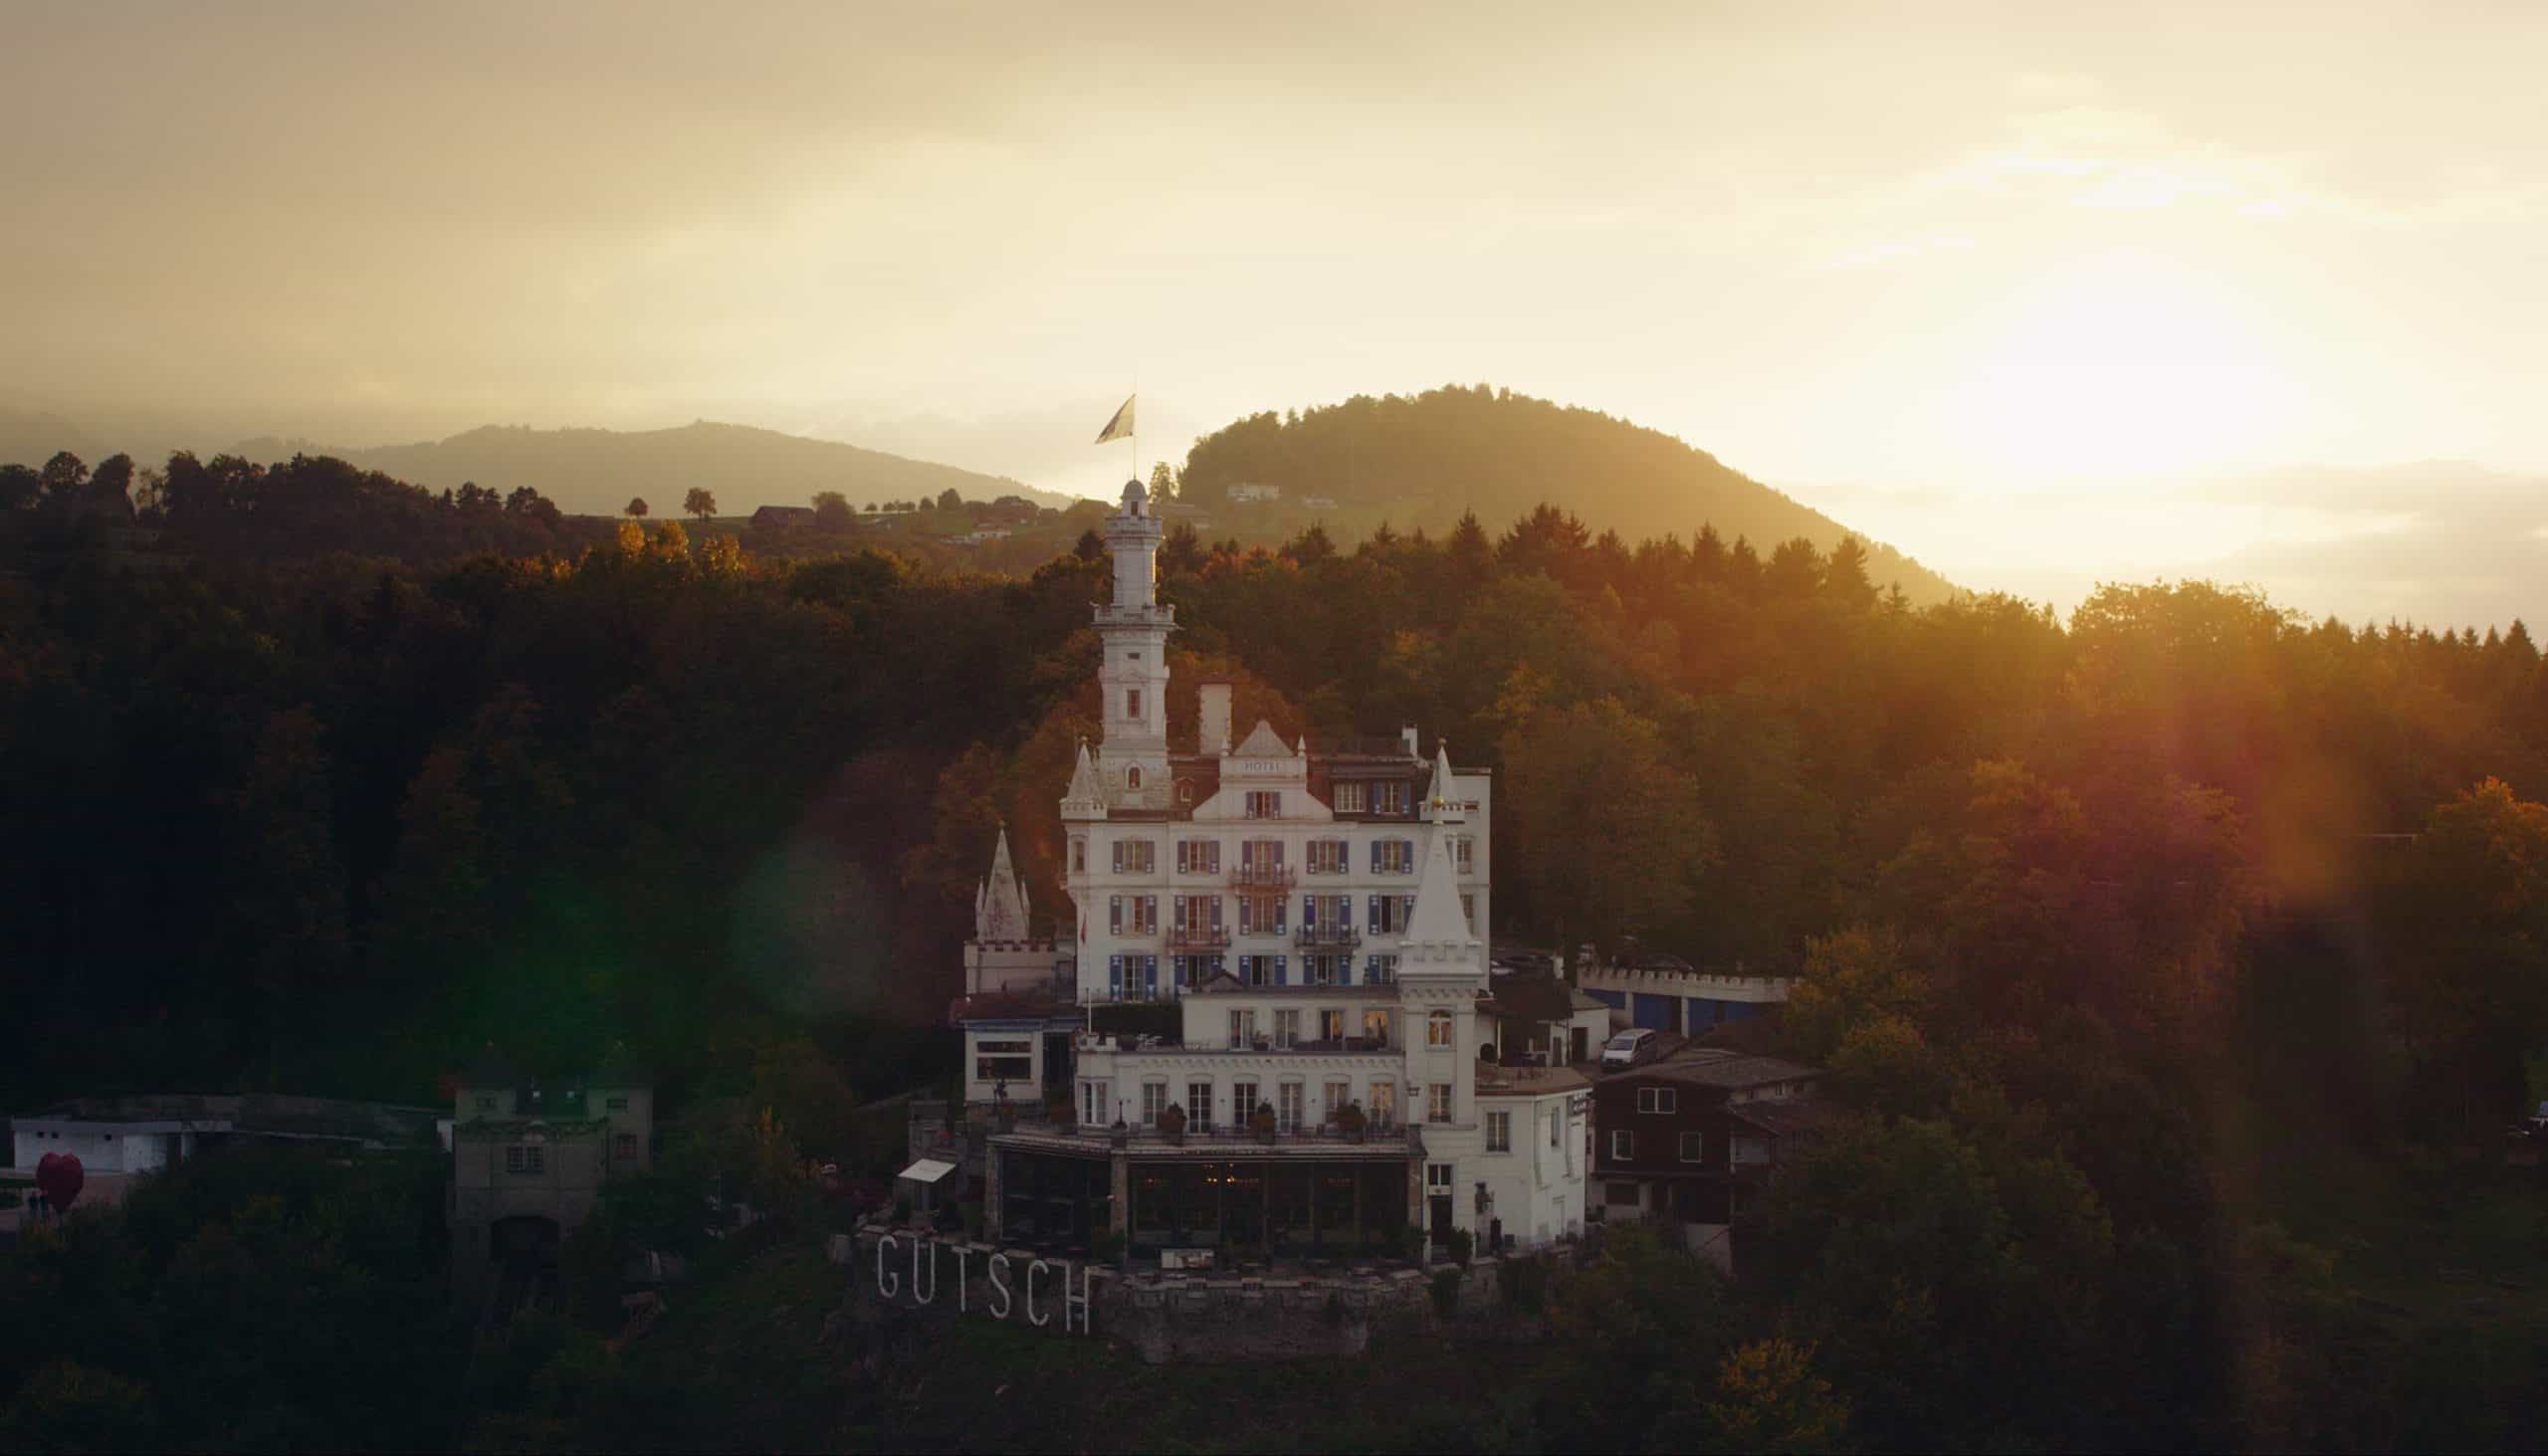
[{"xmin": 862, "ymin": 1232, "xmax": 1095, "ymax": 1336}]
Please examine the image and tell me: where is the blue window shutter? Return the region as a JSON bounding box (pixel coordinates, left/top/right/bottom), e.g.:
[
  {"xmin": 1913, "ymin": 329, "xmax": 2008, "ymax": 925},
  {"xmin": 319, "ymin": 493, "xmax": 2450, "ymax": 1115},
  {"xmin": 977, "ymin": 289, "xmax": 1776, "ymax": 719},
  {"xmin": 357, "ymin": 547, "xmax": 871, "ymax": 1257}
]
[
  {"xmin": 1110, "ymin": 897, "xmax": 1122, "ymax": 935},
  {"xmin": 1367, "ymin": 894, "xmax": 1380, "ymax": 931},
  {"xmin": 1109, "ymin": 955, "xmax": 1123, "ymax": 998},
  {"xmin": 1210, "ymin": 896, "xmax": 1223, "ymax": 931},
  {"xmin": 1369, "ymin": 839, "xmax": 1380, "ymax": 873},
  {"xmin": 1276, "ymin": 954, "xmax": 1289, "ymax": 986},
  {"xmin": 1302, "ymin": 895, "xmax": 1315, "ymax": 929},
  {"xmin": 1145, "ymin": 957, "xmax": 1158, "ymax": 995},
  {"xmin": 1399, "ymin": 838, "xmax": 1414, "ymax": 872},
  {"xmin": 1112, "ymin": 840, "xmax": 1123, "ymax": 874},
  {"xmin": 1341, "ymin": 896, "xmax": 1354, "ymax": 930}
]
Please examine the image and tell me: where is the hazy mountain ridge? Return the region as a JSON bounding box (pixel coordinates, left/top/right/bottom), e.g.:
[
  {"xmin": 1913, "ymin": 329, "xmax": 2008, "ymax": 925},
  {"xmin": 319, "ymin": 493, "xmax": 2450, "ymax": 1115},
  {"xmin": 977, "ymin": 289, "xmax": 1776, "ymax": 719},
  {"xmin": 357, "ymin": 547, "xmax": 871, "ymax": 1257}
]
[
  {"xmin": 1179, "ymin": 385, "xmax": 1960, "ymax": 603},
  {"xmin": 0, "ymin": 406, "xmax": 110, "ymax": 470},
  {"xmin": 223, "ymin": 420, "xmax": 1074, "ymax": 518}
]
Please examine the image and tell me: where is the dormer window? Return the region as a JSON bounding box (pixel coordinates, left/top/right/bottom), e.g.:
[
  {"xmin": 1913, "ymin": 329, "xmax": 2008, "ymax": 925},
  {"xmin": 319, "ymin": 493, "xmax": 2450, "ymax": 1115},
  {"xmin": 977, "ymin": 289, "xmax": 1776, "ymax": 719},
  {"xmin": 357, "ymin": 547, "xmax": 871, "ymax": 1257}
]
[{"xmin": 1376, "ymin": 781, "xmax": 1411, "ymax": 814}]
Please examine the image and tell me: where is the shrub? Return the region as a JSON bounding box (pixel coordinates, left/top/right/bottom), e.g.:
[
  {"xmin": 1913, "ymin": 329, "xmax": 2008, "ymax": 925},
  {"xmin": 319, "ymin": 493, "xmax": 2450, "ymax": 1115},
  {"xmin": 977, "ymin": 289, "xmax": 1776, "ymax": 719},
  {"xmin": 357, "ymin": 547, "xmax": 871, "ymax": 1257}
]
[
  {"xmin": 1447, "ymin": 1226, "xmax": 1475, "ymax": 1267},
  {"xmin": 1090, "ymin": 1228, "xmax": 1126, "ymax": 1263},
  {"xmin": 1429, "ymin": 1268, "xmax": 1462, "ymax": 1319},
  {"xmin": 1498, "ymin": 1254, "xmax": 1549, "ymax": 1313},
  {"xmin": 891, "ymin": 1195, "xmax": 912, "ymax": 1225}
]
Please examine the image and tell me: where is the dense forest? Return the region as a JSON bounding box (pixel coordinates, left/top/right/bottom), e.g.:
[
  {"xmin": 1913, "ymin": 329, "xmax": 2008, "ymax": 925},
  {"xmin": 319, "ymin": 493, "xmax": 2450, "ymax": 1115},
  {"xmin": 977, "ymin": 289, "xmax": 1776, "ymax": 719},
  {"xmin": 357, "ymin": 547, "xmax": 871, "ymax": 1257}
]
[
  {"xmin": 4, "ymin": 445, "xmax": 2548, "ymax": 1450},
  {"xmin": 1174, "ymin": 383, "xmax": 1958, "ymax": 603}
]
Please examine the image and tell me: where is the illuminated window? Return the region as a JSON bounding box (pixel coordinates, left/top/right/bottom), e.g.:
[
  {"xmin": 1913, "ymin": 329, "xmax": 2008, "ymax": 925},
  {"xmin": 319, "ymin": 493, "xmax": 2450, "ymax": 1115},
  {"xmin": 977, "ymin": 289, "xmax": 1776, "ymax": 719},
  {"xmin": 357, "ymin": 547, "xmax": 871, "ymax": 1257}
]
[{"xmin": 1427, "ymin": 1010, "xmax": 1453, "ymax": 1048}]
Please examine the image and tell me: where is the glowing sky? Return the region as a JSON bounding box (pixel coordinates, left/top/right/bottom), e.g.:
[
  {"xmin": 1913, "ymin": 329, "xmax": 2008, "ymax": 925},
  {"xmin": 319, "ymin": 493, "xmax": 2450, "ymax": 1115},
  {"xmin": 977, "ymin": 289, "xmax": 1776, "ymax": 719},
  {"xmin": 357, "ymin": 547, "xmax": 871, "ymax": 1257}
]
[{"xmin": 4, "ymin": 3, "xmax": 2540, "ymax": 624}]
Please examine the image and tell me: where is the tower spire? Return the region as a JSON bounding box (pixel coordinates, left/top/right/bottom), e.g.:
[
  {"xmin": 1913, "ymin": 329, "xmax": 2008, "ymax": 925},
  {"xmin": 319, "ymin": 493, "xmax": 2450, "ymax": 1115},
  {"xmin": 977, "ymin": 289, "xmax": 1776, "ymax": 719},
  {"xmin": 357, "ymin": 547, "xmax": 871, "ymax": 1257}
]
[{"xmin": 1092, "ymin": 481, "xmax": 1173, "ymax": 809}]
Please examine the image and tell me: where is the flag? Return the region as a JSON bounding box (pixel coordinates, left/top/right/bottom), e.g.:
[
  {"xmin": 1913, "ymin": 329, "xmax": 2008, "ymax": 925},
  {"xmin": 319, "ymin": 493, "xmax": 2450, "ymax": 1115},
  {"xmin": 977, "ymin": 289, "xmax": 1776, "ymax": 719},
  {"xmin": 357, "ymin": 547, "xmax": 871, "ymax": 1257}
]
[{"xmin": 1094, "ymin": 394, "xmax": 1136, "ymax": 444}]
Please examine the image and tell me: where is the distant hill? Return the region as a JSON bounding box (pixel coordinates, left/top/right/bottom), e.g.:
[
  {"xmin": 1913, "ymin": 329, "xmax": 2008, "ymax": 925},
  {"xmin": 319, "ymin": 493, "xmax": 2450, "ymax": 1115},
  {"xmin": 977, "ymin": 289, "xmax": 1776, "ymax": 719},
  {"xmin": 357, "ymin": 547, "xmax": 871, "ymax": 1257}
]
[
  {"xmin": 224, "ymin": 420, "xmax": 1076, "ymax": 519},
  {"xmin": 0, "ymin": 406, "xmax": 109, "ymax": 470},
  {"xmin": 1178, "ymin": 384, "xmax": 1959, "ymax": 603}
]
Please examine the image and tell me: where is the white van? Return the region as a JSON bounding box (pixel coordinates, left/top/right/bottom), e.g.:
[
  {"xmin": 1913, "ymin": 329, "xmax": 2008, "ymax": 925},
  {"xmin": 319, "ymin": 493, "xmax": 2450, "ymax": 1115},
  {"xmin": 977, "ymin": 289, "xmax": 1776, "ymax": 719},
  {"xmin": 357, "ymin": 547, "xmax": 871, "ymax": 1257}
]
[{"xmin": 1600, "ymin": 1028, "xmax": 1659, "ymax": 1072}]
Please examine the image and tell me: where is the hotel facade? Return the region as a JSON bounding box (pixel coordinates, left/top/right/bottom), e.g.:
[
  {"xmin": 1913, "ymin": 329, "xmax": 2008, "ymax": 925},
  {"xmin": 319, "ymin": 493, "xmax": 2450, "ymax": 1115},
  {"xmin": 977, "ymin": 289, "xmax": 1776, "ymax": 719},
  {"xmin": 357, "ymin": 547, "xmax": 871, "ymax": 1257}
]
[{"xmin": 957, "ymin": 481, "xmax": 1587, "ymax": 1260}]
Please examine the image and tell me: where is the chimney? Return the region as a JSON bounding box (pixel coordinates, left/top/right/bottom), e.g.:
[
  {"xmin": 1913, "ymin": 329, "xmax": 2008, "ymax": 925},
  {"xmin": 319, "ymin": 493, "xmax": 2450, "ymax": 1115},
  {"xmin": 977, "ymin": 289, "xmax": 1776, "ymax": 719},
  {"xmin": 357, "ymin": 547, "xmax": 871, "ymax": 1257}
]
[
  {"xmin": 1400, "ymin": 722, "xmax": 1419, "ymax": 757},
  {"xmin": 1199, "ymin": 681, "xmax": 1233, "ymax": 755}
]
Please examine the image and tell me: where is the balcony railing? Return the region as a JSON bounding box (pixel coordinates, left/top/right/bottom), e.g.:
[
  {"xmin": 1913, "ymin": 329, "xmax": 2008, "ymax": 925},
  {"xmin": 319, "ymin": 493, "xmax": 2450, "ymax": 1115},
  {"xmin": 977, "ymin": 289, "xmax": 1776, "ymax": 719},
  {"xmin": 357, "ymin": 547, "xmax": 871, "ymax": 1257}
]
[
  {"xmin": 1295, "ymin": 925, "xmax": 1363, "ymax": 949},
  {"xmin": 1231, "ymin": 863, "xmax": 1296, "ymax": 890},
  {"xmin": 1167, "ymin": 925, "xmax": 1232, "ymax": 949},
  {"xmin": 997, "ymin": 1120, "xmax": 1414, "ymax": 1148}
]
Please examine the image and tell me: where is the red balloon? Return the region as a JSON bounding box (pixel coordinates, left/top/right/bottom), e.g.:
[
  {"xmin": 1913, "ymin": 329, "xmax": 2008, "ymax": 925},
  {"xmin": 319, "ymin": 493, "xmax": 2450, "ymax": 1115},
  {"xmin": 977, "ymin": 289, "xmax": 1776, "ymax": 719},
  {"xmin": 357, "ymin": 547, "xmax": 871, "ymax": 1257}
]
[{"xmin": 35, "ymin": 1152, "xmax": 83, "ymax": 1214}]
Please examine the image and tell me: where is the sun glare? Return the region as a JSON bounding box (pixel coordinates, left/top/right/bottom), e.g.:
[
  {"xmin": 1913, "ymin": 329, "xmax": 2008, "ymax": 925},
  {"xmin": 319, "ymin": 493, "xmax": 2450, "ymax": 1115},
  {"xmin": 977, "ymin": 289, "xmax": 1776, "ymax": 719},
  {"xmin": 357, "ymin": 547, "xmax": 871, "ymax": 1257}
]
[{"xmin": 1944, "ymin": 252, "xmax": 2298, "ymax": 486}]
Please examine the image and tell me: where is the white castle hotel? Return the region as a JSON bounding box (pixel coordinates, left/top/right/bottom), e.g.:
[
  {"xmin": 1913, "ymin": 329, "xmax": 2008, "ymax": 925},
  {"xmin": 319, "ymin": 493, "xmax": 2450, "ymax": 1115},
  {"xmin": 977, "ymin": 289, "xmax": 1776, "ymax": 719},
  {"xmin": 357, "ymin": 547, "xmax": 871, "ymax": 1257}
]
[{"xmin": 942, "ymin": 480, "xmax": 1592, "ymax": 1262}]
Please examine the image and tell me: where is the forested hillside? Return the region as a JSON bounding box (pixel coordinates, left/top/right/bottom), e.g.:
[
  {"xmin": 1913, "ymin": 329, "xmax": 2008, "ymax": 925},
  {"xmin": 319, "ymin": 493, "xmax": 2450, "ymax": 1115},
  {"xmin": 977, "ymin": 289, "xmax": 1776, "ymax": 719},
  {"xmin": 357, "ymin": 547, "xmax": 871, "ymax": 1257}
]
[
  {"xmin": 7, "ymin": 473, "xmax": 2548, "ymax": 1450},
  {"xmin": 1176, "ymin": 384, "xmax": 1959, "ymax": 603}
]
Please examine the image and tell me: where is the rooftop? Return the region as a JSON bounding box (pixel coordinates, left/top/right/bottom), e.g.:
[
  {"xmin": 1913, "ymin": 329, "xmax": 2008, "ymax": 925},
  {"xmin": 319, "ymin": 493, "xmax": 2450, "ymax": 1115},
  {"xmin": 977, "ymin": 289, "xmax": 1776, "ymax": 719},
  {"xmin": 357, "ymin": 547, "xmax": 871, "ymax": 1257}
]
[
  {"xmin": 1475, "ymin": 1064, "xmax": 1593, "ymax": 1096},
  {"xmin": 952, "ymin": 987, "xmax": 1082, "ymax": 1024},
  {"xmin": 1724, "ymin": 1099, "xmax": 1844, "ymax": 1139},
  {"xmin": 1619, "ymin": 1048, "xmax": 1822, "ymax": 1090}
]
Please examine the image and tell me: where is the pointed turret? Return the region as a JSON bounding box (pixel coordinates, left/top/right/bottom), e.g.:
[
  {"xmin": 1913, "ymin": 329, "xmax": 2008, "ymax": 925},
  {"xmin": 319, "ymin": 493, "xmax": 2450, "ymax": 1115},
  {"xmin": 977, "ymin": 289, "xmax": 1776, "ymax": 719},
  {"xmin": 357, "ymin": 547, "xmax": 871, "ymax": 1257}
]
[
  {"xmin": 1428, "ymin": 738, "xmax": 1457, "ymax": 814},
  {"xmin": 976, "ymin": 824, "xmax": 1031, "ymax": 942},
  {"xmin": 1061, "ymin": 737, "xmax": 1107, "ymax": 820},
  {"xmin": 1401, "ymin": 810, "xmax": 1478, "ymax": 955}
]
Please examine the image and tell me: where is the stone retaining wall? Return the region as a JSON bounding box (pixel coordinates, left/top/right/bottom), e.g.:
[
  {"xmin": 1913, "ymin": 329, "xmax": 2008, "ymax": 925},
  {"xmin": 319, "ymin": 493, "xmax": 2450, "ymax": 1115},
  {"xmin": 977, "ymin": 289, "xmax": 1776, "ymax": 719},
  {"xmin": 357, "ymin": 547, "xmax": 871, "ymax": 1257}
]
[{"xmin": 833, "ymin": 1225, "xmax": 1534, "ymax": 1363}]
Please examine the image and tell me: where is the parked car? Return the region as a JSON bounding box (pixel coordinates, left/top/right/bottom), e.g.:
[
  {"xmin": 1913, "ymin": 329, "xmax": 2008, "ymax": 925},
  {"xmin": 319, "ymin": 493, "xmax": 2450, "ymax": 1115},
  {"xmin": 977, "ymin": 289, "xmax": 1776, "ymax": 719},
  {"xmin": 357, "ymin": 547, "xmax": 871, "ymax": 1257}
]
[{"xmin": 1600, "ymin": 1028, "xmax": 1660, "ymax": 1072}]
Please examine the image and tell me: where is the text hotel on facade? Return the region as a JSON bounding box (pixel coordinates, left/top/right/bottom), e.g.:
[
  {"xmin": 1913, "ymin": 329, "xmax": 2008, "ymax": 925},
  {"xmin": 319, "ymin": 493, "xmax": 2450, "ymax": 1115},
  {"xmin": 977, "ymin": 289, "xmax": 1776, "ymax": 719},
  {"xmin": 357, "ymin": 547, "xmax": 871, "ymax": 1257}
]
[{"xmin": 970, "ymin": 481, "xmax": 1587, "ymax": 1258}]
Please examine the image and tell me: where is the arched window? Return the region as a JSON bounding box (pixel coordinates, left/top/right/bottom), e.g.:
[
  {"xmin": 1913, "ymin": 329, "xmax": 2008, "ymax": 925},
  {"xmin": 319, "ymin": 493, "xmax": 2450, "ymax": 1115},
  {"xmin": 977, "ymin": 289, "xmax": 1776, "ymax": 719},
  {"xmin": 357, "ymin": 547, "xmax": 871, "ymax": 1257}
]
[
  {"xmin": 1177, "ymin": 780, "xmax": 1194, "ymax": 806},
  {"xmin": 1127, "ymin": 766, "xmax": 1143, "ymax": 790}
]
